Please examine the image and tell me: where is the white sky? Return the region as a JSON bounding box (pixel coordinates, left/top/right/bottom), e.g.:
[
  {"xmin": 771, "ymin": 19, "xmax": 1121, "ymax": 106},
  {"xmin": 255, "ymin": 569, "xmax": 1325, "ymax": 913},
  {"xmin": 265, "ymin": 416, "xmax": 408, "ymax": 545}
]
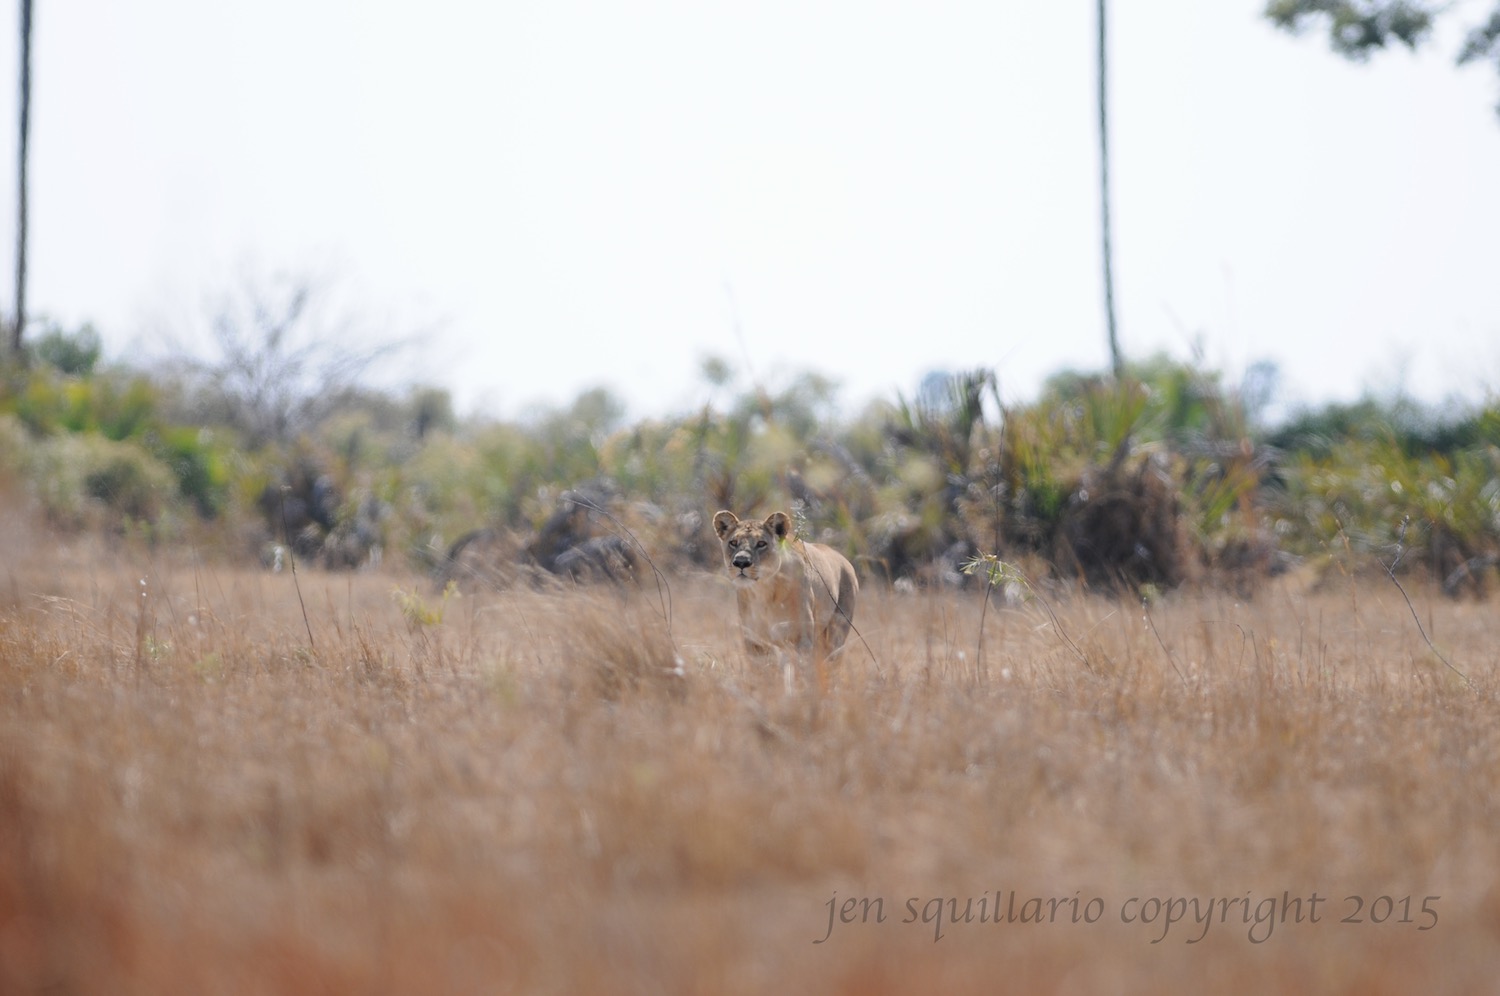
[{"xmin": 4, "ymin": 0, "xmax": 1500, "ymax": 420}]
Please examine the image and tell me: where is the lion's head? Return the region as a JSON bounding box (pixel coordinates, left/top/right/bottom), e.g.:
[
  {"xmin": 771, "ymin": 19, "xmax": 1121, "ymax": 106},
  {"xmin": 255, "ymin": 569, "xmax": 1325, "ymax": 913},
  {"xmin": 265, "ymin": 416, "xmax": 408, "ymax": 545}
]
[{"xmin": 712, "ymin": 510, "xmax": 791, "ymax": 586}]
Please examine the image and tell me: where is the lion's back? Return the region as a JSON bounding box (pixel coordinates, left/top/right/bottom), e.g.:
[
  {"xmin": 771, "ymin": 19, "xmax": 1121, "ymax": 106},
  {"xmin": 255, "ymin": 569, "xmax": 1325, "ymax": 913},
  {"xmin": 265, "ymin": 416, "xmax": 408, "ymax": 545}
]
[{"xmin": 803, "ymin": 542, "xmax": 857, "ymax": 650}]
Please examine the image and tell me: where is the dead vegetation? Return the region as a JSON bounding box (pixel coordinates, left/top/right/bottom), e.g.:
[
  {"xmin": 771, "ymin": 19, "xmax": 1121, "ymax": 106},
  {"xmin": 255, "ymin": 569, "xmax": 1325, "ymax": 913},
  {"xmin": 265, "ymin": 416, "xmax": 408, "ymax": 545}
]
[{"xmin": 2, "ymin": 522, "xmax": 1499, "ymax": 993}]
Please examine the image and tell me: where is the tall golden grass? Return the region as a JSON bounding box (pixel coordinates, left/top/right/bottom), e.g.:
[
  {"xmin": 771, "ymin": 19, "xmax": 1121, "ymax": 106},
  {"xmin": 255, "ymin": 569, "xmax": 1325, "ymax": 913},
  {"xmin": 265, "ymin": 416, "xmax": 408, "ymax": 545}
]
[{"xmin": 2, "ymin": 516, "xmax": 1497, "ymax": 993}]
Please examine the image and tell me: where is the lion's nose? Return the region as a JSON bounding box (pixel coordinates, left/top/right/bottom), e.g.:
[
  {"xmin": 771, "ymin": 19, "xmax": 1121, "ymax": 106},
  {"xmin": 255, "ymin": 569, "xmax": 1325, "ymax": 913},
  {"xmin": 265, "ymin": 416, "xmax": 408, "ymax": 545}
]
[{"xmin": 731, "ymin": 551, "xmax": 753, "ymax": 569}]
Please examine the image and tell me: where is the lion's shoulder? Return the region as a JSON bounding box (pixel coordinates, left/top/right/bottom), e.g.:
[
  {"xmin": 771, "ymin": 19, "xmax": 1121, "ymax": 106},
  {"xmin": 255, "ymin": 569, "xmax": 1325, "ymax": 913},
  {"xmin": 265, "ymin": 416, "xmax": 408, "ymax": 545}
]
[{"xmin": 793, "ymin": 538, "xmax": 858, "ymax": 596}]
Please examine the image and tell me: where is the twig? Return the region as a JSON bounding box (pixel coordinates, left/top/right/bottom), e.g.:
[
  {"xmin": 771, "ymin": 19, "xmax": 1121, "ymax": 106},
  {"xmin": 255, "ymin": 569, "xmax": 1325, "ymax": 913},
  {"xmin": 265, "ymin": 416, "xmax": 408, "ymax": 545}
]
[
  {"xmin": 280, "ymin": 486, "xmax": 318, "ymax": 658},
  {"xmin": 1141, "ymin": 601, "xmax": 1188, "ymax": 687},
  {"xmin": 1383, "ymin": 516, "xmax": 1469, "ymax": 687},
  {"xmin": 133, "ymin": 576, "xmax": 150, "ymax": 677},
  {"xmin": 975, "ymin": 576, "xmax": 992, "ymax": 683}
]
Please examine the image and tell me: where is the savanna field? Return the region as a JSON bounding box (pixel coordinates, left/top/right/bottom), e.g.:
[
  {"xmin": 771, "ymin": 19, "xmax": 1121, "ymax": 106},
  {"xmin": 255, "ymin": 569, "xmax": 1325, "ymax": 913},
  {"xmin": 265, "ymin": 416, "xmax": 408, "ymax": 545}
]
[
  {"xmin": 3, "ymin": 511, "xmax": 1498, "ymax": 994},
  {"xmin": 5, "ymin": 342, "xmax": 1500, "ymax": 991},
  {"xmin": 9, "ymin": 2, "xmax": 1500, "ymax": 986}
]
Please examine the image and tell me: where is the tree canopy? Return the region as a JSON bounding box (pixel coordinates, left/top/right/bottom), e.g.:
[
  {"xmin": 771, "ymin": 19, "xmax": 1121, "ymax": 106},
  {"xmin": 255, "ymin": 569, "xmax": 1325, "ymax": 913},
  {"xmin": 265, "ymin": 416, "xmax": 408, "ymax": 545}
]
[{"xmin": 1266, "ymin": 1, "xmax": 1500, "ymax": 116}]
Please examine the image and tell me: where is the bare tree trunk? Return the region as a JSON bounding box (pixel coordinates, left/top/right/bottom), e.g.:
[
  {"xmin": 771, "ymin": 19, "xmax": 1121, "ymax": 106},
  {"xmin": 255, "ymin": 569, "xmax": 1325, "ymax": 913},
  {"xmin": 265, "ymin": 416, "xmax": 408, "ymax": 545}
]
[
  {"xmin": 12, "ymin": 0, "xmax": 32, "ymax": 362},
  {"xmin": 1097, "ymin": 0, "xmax": 1123, "ymax": 380}
]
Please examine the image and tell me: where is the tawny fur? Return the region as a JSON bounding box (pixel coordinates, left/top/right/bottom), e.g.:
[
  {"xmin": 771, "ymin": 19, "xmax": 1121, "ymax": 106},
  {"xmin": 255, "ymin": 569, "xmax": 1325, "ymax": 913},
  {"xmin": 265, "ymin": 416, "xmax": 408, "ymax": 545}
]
[{"xmin": 712, "ymin": 510, "xmax": 858, "ymax": 661}]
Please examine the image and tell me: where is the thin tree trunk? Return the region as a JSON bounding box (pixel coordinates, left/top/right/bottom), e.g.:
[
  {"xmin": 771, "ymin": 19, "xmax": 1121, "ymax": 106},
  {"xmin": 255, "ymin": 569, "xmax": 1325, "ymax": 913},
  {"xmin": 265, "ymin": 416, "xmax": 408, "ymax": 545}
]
[
  {"xmin": 13, "ymin": 0, "xmax": 32, "ymax": 361},
  {"xmin": 1097, "ymin": 0, "xmax": 1123, "ymax": 380}
]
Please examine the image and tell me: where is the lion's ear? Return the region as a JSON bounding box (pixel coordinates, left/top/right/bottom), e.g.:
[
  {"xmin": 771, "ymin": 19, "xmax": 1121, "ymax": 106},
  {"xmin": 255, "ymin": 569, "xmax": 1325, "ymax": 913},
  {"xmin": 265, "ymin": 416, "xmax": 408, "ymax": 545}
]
[
  {"xmin": 712, "ymin": 510, "xmax": 739, "ymax": 539},
  {"xmin": 765, "ymin": 511, "xmax": 791, "ymax": 540}
]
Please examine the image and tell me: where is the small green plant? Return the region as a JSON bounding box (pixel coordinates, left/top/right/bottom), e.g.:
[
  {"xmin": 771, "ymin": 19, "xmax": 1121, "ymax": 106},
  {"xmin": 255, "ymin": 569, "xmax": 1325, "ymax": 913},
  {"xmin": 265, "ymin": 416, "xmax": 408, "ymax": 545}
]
[
  {"xmin": 390, "ymin": 580, "xmax": 461, "ymax": 676},
  {"xmin": 960, "ymin": 551, "xmax": 1029, "ymax": 590},
  {"xmin": 962, "ymin": 552, "xmax": 1089, "ymax": 674},
  {"xmin": 960, "ymin": 553, "xmax": 1030, "ymax": 682},
  {"xmin": 393, "ymin": 580, "xmax": 460, "ymax": 630}
]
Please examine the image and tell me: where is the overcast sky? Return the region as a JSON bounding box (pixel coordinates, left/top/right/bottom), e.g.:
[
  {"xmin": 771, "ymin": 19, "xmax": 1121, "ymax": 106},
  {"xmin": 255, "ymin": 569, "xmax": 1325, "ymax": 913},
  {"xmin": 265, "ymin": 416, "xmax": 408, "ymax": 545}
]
[{"xmin": 5, "ymin": 0, "xmax": 1500, "ymax": 419}]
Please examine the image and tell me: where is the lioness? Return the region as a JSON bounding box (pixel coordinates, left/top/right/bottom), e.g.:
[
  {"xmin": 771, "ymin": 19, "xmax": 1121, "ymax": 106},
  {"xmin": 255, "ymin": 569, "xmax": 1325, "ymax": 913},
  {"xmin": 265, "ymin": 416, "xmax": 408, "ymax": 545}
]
[{"xmin": 712, "ymin": 509, "xmax": 858, "ymax": 663}]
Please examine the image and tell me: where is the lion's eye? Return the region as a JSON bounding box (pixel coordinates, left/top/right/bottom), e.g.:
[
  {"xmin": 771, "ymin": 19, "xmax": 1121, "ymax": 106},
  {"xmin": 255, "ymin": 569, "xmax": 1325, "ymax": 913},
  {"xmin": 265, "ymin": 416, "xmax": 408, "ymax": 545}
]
[
  {"xmin": 756, "ymin": 540, "xmax": 768, "ymax": 549},
  {"xmin": 728, "ymin": 539, "xmax": 739, "ymax": 548}
]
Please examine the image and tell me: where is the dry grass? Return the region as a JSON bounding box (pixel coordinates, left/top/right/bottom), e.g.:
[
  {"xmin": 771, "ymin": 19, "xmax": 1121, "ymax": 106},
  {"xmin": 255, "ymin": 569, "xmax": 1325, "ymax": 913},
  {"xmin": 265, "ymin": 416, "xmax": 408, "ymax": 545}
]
[{"xmin": 3, "ymin": 517, "xmax": 1499, "ymax": 993}]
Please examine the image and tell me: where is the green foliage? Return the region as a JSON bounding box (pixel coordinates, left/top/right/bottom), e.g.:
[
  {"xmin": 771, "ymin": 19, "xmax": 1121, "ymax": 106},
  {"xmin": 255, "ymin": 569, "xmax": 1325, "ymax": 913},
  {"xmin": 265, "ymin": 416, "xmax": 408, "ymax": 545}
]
[
  {"xmin": 8, "ymin": 366, "xmax": 156, "ymax": 440},
  {"xmin": 1, "ymin": 359, "xmax": 233, "ymax": 528},
  {"xmin": 29, "ymin": 322, "xmax": 102, "ymax": 375},
  {"xmin": 891, "ymin": 369, "xmax": 994, "ymax": 475},
  {"xmin": 0, "ymin": 414, "xmax": 28, "ymax": 476},
  {"xmin": 392, "ymin": 580, "xmax": 460, "ymax": 629},
  {"xmin": 960, "ymin": 552, "xmax": 1029, "ymax": 591},
  {"xmin": 1270, "ymin": 433, "xmax": 1500, "ymax": 579},
  {"xmin": 409, "ymin": 387, "xmax": 456, "ymax": 440},
  {"xmin": 1267, "ymin": 0, "xmax": 1500, "ymax": 117},
  {"xmin": 24, "ymin": 432, "xmax": 178, "ymax": 534},
  {"xmin": 1459, "ymin": 11, "xmax": 1500, "ymax": 68},
  {"xmin": 1266, "ymin": 0, "xmax": 1436, "ymax": 58},
  {"xmin": 1269, "ymin": 396, "xmax": 1498, "ymax": 459},
  {"xmin": 8, "ymin": 312, "xmax": 1498, "ymax": 596},
  {"xmin": 153, "ymin": 426, "xmax": 231, "ymax": 518}
]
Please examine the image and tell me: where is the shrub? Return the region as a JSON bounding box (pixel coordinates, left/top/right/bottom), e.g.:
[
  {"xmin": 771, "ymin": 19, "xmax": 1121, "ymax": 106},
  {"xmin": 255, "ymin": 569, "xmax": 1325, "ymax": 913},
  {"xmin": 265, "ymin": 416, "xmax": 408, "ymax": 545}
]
[
  {"xmin": 24, "ymin": 433, "xmax": 179, "ymax": 534},
  {"xmin": 7, "ymin": 367, "xmax": 158, "ymax": 441},
  {"xmin": 152, "ymin": 426, "xmax": 231, "ymax": 518},
  {"xmin": 28, "ymin": 321, "xmax": 102, "ymax": 376}
]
